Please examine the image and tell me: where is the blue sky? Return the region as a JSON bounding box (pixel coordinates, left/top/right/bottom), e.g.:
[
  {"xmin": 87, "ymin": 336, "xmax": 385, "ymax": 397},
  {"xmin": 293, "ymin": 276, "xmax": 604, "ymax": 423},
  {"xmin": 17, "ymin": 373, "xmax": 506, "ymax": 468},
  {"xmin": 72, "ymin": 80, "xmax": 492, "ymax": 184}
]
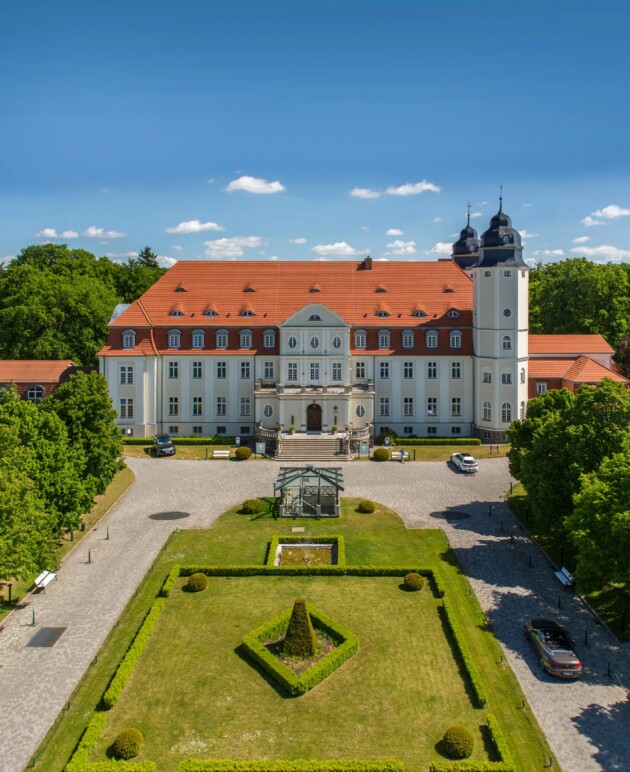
[{"xmin": 1, "ymin": 0, "xmax": 629, "ymax": 266}]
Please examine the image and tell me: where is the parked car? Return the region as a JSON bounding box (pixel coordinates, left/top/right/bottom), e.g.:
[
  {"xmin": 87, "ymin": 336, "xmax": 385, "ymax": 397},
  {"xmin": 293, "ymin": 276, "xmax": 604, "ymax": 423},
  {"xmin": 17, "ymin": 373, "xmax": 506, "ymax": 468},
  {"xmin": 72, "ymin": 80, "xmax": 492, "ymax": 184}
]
[
  {"xmin": 525, "ymin": 619, "xmax": 583, "ymax": 679},
  {"xmin": 152, "ymin": 434, "xmax": 176, "ymax": 457},
  {"xmin": 450, "ymin": 452, "xmax": 478, "ymax": 474}
]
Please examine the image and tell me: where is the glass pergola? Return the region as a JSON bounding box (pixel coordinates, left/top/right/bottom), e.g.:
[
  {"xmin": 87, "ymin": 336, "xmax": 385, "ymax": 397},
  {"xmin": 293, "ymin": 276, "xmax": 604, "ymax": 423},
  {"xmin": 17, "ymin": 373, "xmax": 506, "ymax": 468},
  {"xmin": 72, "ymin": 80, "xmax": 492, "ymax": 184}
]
[{"xmin": 274, "ymin": 465, "xmax": 344, "ymax": 518}]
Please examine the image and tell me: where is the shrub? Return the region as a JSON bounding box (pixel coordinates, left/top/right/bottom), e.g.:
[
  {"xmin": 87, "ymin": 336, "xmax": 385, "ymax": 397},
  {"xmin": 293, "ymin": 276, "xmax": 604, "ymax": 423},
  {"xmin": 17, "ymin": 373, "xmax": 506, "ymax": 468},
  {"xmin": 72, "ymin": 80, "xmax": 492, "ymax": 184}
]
[
  {"xmin": 441, "ymin": 725, "xmax": 474, "ymax": 759},
  {"xmin": 112, "ymin": 727, "xmax": 144, "ymax": 759},
  {"xmin": 235, "ymin": 446, "xmax": 252, "ymax": 460},
  {"xmin": 372, "ymin": 448, "xmax": 390, "ymax": 461},
  {"xmin": 403, "ymin": 572, "xmax": 424, "ymax": 592},
  {"xmin": 186, "ymin": 572, "xmax": 208, "ymax": 592},
  {"xmin": 283, "ymin": 598, "xmax": 317, "ymax": 658},
  {"xmin": 357, "ymin": 499, "xmax": 376, "ymax": 514},
  {"xmin": 375, "ymin": 428, "xmax": 398, "ymax": 444},
  {"xmin": 241, "ymin": 498, "xmax": 262, "ymax": 514}
]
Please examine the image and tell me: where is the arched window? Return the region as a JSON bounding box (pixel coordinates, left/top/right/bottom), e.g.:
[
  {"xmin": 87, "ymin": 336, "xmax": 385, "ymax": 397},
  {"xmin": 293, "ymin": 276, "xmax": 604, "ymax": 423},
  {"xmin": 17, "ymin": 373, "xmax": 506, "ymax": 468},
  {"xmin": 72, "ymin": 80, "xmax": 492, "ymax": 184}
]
[
  {"xmin": 203, "ymin": 308, "xmax": 218, "ymax": 318},
  {"xmin": 483, "ymin": 401, "xmax": 492, "ymax": 422},
  {"xmin": 402, "ymin": 329, "xmax": 414, "ymax": 349},
  {"xmin": 215, "ymin": 329, "xmax": 228, "ymax": 348},
  {"xmin": 240, "ymin": 309, "xmax": 255, "ymax": 317},
  {"xmin": 378, "ymin": 330, "xmax": 390, "ymax": 349},
  {"xmin": 26, "ymin": 385, "xmax": 45, "ymax": 403},
  {"xmin": 447, "ymin": 310, "xmax": 460, "ymax": 318},
  {"xmin": 308, "ymin": 314, "xmax": 322, "ymax": 321},
  {"xmin": 263, "ymin": 404, "xmax": 273, "ymax": 418},
  {"xmin": 426, "ymin": 330, "xmax": 438, "ymax": 349},
  {"xmin": 263, "ymin": 329, "xmax": 275, "ymax": 348},
  {"xmin": 169, "ymin": 309, "xmax": 184, "ymax": 317},
  {"xmin": 520, "ymin": 401, "xmax": 526, "ymax": 420},
  {"xmin": 502, "ymin": 402, "xmax": 512, "ymax": 423},
  {"xmin": 240, "ymin": 329, "xmax": 252, "ymax": 349},
  {"xmin": 412, "ymin": 309, "xmax": 427, "ymax": 318},
  {"xmin": 502, "ymin": 335, "xmax": 512, "ymax": 351},
  {"xmin": 123, "ymin": 330, "xmax": 136, "ymax": 349},
  {"xmin": 449, "ymin": 330, "xmax": 462, "ymax": 349},
  {"xmin": 520, "ymin": 367, "xmax": 526, "ymax": 383},
  {"xmin": 354, "ymin": 329, "xmax": 366, "ymax": 349},
  {"xmin": 375, "ymin": 310, "xmax": 390, "ymax": 318},
  {"xmin": 167, "ymin": 329, "xmax": 181, "ymax": 349},
  {"xmin": 191, "ymin": 329, "xmax": 205, "ymax": 349},
  {"xmin": 356, "ymin": 404, "xmax": 366, "ymax": 418}
]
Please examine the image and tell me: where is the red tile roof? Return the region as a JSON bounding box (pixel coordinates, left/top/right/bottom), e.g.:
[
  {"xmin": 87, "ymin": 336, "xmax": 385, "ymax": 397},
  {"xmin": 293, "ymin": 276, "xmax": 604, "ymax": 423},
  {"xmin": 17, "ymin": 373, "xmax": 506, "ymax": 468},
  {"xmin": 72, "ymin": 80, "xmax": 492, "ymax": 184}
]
[
  {"xmin": 529, "ymin": 356, "xmax": 627, "ymax": 384},
  {"xmin": 0, "ymin": 360, "xmax": 78, "ymax": 383},
  {"xmin": 529, "ymin": 334, "xmax": 613, "ymax": 355}
]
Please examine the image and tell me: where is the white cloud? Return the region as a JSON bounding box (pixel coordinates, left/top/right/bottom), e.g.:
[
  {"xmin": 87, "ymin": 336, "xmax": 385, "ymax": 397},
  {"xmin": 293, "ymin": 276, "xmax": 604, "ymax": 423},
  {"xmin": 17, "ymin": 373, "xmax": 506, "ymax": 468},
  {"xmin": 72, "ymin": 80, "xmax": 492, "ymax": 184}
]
[
  {"xmin": 581, "ymin": 216, "xmax": 604, "ymax": 227},
  {"xmin": 35, "ymin": 227, "xmax": 59, "ymax": 238},
  {"xmin": 165, "ymin": 219, "xmax": 224, "ymax": 234},
  {"xmin": 105, "ymin": 251, "xmax": 139, "ymax": 259},
  {"xmin": 426, "ymin": 242, "xmax": 453, "ymax": 256},
  {"xmin": 570, "ymin": 244, "xmax": 630, "ymax": 262},
  {"xmin": 60, "ymin": 230, "xmax": 79, "ymax": 239},
  {"xmin": 520, "ymin": 230, "xmax": 538, "ymax": 239},
  {"xmin": 225, "ymin": 175, "xmax": 285, "ymax": 194},
  {"xmin": 289, "ymin": 237, "xmax": 307, "ymax": 244},
  {"xmin": 426, "ymin": 216, "xmax": 443, "ymax": 224},
  {"xmin": 525, "ymin": 257, "xmax": 538, "ymax": 268},
  {"xmin": 269, "ymin": 255, "xmax": 280, "ymax": 261},
  {"xmin": 469, "ymin": 211, "xmax": 483, "ymax": 219},
  {"xmin": 386, "ymin": 239, "xmax": 417, "ymax": 256},
  {"xmin": 572, "ymin": 236, "xmax": 591, "ymax": 244},
  {"xmin": 375, "ymin": 257, "xmax": 389, "ymax": 262},
  {"xmin": 360, "ymin": 226, "xmax": 370, "ymax": 232},
  {"xmin": 522, "ymin": 203, "xmax": 533, "ymax": 208},
  {"xmin": 385, "ymin": 180, "xmax": 441, "ymax": 196},
  {"xmin": 172, "ymin": 245, "xmax": 184, "ymax": 252},
  {"xmin": 350, "ymin": 187, "xmax": 381, "ymax": 199},
  {"xmin": 1, "ymin": 255, "xmax": 15, "ymax": 264},
  {"xmin": 477, "ymin": 200, "xmax": 489, "ymax": 206},
  {"xmin": 203, "ymin": 236, "xmax": 263, "ymax": 259},
  {"xmin": 591, "ymin": 204, "xmax": 630, "ymax": 220},
  {"xmin": 83, "ymin": 225, "xmax": 125, "ymax": 238},
  {"xmin": 312, "ymin": 241, "xmax": 366, "ymax": 257},
  {"xmin": 532, "ymin": 249, "xmax": 564, "ymax": 257},
  {"xmin": 157, "ymin": 255, "xmax": 177, "ymax": 268},
  {"xmin": 386, "ymin": 228, "xmax": 403, "ymax": 236}
]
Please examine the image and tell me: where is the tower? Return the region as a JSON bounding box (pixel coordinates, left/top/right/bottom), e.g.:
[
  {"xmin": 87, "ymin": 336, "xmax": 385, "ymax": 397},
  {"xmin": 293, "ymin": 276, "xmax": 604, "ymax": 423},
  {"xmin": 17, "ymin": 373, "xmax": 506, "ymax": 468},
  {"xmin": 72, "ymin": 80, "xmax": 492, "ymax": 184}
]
[
  {"xmin": 451, "ymin": 205, "xmax": 480, "ymax": 270},
  {"xmin": 471, "ymin": 197, "xmax": 529, "ymax": 442}
]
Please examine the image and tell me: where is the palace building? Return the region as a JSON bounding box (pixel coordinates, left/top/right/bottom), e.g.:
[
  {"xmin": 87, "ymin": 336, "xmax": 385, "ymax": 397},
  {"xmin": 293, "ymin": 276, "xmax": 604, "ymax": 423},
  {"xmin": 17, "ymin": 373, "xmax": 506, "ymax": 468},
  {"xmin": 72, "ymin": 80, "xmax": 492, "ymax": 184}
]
[{"xmin": 98, "ymin": 203, "xmax": 627, "ymax": 446}]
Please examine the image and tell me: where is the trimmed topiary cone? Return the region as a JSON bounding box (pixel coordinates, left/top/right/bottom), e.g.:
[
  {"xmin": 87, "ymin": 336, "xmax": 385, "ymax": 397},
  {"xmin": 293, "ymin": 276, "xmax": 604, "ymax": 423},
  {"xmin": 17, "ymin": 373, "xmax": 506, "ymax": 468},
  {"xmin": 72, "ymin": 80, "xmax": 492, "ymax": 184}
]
[{"xmin": 282, "ymin": 598, "xmax": 317, "ymax": 658}]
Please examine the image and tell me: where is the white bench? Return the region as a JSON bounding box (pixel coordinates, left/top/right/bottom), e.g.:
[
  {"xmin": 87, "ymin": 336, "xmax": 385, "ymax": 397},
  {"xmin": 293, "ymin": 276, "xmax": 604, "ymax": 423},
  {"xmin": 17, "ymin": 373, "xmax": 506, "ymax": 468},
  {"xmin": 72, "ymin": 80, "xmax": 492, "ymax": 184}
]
[
  {"xmin": 212, "ymin": 450, "xmax": 231, "ymax": 459},
  {"xmin": 34, "ymin": 570, "xmax": 57, "ymax": 591},
  {"xmin": 554, "ymin": 566, "xmax": 573, "ymax": 588},
  {"xmin": 390, "ymin": 451, "xmax": 408, "ymax": 462}
]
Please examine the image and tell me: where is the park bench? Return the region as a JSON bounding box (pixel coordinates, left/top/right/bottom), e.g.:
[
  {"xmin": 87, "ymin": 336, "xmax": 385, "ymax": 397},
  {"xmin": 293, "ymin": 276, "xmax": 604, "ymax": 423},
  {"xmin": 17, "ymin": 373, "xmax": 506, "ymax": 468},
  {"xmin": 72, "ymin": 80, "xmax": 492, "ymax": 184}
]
[
  {"xmin": 34, "ymin": 570, "xmax": 57, "ymax": 592},
  {"xmin": 554, "ymin": 566, "xmax": 573, "ymax": 589},
  {"xmin": 390, "ymin": 451, "xmax": 407, "ymax": 462},
  {"xmin": 212, "ymin": 449, "xmax": 231, "ymax": 459}
]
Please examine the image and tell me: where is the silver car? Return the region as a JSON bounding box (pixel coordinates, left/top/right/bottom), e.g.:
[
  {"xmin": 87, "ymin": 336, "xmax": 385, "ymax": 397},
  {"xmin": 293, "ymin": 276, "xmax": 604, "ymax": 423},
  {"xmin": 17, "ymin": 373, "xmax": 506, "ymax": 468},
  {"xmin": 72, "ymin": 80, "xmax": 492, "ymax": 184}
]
[
  {"xmin": 450, "ymin": 452, "xmax": 478, "ymax": 473},
  {"xmin": 525, "ymin": 619, "xmax": 583, "ymax": 679}
]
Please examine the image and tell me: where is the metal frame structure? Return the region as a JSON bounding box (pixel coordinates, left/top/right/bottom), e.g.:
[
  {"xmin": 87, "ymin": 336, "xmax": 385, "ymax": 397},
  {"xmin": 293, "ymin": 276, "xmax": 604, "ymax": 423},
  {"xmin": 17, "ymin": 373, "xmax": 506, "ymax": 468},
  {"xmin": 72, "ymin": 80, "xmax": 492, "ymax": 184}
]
[{"xmin": 274, "ymin": 465, "xmax": 344, "ymax": 518}]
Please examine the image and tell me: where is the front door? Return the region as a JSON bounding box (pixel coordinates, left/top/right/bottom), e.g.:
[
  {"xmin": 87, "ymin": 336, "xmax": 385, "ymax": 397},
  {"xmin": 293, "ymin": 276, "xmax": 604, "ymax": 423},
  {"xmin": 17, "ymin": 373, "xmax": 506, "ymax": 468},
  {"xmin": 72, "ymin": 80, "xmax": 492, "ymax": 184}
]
[{"xmin": 306, "ymin": 403, "xmax": 322, "ymax": 431}]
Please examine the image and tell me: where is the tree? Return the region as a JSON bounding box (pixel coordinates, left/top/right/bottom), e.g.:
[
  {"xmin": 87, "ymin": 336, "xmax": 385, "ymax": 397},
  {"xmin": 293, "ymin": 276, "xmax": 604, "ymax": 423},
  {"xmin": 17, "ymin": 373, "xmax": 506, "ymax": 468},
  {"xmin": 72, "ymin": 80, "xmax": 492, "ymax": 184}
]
[
  {"xmin": 110, "ymin": 254, "xmax": 166, "ymax": 303},
  {"xmin": 137, "ymin": 246, "xmax": 159, "ymax": 267},
  {"xmin": 45, "ymin": 371, "xmax": 123, "ymax": 495},
  {"xmin": 282, "ymin": 598, "xmax": 317, "ymax": 658},
  {"xmin": 567, "ymin": 445, "xmax": 630, "ymax": 591}
]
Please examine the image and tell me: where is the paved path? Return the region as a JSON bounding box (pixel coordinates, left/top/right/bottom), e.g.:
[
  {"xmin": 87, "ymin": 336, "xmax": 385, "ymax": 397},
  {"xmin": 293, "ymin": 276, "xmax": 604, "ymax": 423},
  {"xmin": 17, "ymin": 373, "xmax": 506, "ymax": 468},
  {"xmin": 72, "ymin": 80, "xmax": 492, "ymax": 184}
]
[{"xmin": 0, "ymin": 457, "xmax": 628, "ymax": 772}]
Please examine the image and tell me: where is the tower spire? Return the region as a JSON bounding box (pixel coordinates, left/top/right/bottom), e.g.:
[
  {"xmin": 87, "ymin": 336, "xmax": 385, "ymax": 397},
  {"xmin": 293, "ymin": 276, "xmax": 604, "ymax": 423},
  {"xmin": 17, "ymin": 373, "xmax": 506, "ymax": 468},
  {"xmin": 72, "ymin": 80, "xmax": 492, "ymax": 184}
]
[
  {"xmin": 499, "ymin": 184, "xmax": 503, "ymax": 213},
  {"xmin": 467, "ymin": 201, "xmax": 471, "ymax": 226}
]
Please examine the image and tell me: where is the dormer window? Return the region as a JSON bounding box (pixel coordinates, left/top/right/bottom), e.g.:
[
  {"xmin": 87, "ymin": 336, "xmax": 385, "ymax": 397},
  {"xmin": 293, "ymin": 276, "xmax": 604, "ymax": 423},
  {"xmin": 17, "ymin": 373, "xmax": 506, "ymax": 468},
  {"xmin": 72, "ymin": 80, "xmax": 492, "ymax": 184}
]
[
  {"xmin": 375, "ymin": 310, "xmax": 390, "ymax": 318},
  {"xmin": 378, "ymin": 330, "xmax": 390, "ymax": 349},
  {"xmin": 355, "ymin": 329, "xmax": 366, "ymax": 349},
  {"xmin": 309, "ymin": 284, "xmax": 321, "ymax": 293},
  {"xmin": 216, "ymin": 329, "xmax": 228, "ymax": 348},
  {"xmin": 175, "ymin": 282, "xmax": 187, "ymax": 292},
  {"xmin": 240, "ymin": 329, "xmax": 252, "ymax": 349},
  {"xmin": 449, "ymin": 330, "xmax": 462, "ymax": 349},
  {"xmin": 203, "ymin": 307, "xmax": 219, "ymax": 318},
  {"xmin": 168, "ymin": 329, "xmax": 181, "ymax": 349},
  {"xmin": 243, "ymin": 284, "xmax": 255, "ymax": 292},
  {"xmin": 402, "ymin": 329, "xmax": 414, "ymax": 349},
  {"xmin": 191, "ymin": 329, "xmax": 205, "ymax": 349},
  {"xmin": 308, "ymin": 314, "xmax": 322, "ymax": 321},
  {"xmin": 412, "ymin": 309, "xmax": 427, "ymax": 318},
  {"xmin": 123, "ymin": 330, "xmax": 136, "ymax": 349},
  {"xmin": 375, "ymin": 284, "xmax": 387, "ymax": 293},
  {"xmin": 447, "ymin": 310, "xmax": 460, "ymax": 318},
  {"xmin": 443, "ymin": 286, "xmax": 454, "ymax": 293},
  {"xmin": 263, "ymin": 329, "xmax": 276, "ymax": 348},
  {"xmin": 426, "ymin": 330, "xmax": 438, "ymax": 349},
  {"xmin": 240, "ymin": 309, "xmax": 255, "ymax": 317},
  {"xmin": 169, "ymin": 309, "xmax": 184, "ymax": 317}
]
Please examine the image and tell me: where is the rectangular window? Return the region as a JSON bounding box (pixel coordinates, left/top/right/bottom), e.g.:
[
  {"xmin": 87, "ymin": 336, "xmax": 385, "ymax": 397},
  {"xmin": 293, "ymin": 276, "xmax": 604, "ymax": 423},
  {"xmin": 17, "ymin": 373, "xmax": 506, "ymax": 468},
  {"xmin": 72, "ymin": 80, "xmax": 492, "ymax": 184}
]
[
  {"xmin": 403, "ymin": 397, "xmax": 414, "ymax": 417},
  {"xmin": 310, "ymin": 362, "xmax": 320, "ymax": 383},
  {"xmin": 216, "ymin": 361, "xmax": 227, "ymax": 379},
  {"xmin": 451, "ymin": 397, "xmax": 462, "ymax": 417},
  {"xmin": 192, "ymin": 426, "xmax": 203, "ymax": 435},
  {"xmin": 120, "ymin": 366, "xmax": 133, "ymax": 385},
  {"xmin": 355, "ymin": 361, "xmax": 366, "ymax": 379},
  {"xmin": 536, "ymin": 382, "xmax": 548, "ymax": 395},
  {"xmin": 451, "ymin": 426, "xmax": 461, "ymax": 435},
  {"xmin": 168, "ymin": 396, "xmax": 179, "ymax": 417},
  {"xmin": 168, "ymin": 333, "xmax": 180, "ymax": 349},
  {"xmin": 403, "ymin": 426, "xmax": 413, "ymax": 435},
  {"xmin": 451, "ymin": 362, "xmax": 461, "ymax": 379},
  {"xmin": 240, "ymin": 426, "xmax": 251, "ymax": 434},
  {"xmin": 216, "ymin": 426, "xmax": 226, "ymax": 435},
  {"xmin": 504, "ymin": 270, "xmax": 512, "ymax": 277},
  {"xmin": 264, "ymin": 331, "xmax": 275, "ymax": 348},
  {"xmin": 427, "ymin": 362, "xmax": 437, "ymax": 379},
  {"xmin": 168, "ymin": 425, "xmax": 179, "ymax": 435},
  {"xmin": 168, "ymin": 361, "xmax": 178, "ymax": 379},
  {"xmin": 263, "ymin": 361, "xmax": 274, "ymax": 380},
  {"xmin": 483, "ymin": 371, "xmax": 492, "ymax": 384},
  {"xmin": 427, "ymin": 397, "xmax": 437, "ymax": 417},
  {"xmin": 427, "ymin": 426, "xmax": 437, "ymax": 436},
  {"xmin": 287, "ymin": 362, "xmax": 298, "ymax": 381},
  {"xmin": 484, "ymin": 271, "xmax": 491, "ymax": 277},
  {"xmin": 119, "ymin": 398, "xmax": 134, "ymax": 419},
  {"xmin": 378, "ymin": 332, "xmax": 390, "ymax": 349},
  {"xmin": 240, "ymin": 397, "xmax": 251, "ymax": 417},
  {"xmin": 216, "ymin": 332, "xmax": 228, "ymax": 348},
  {"xmin": 402, "ymin": 331, "xmax": 414, "ymax": 348},
  {"xmin": 355, "ymin": 331, "xmax": 366, "ymax": 349},
  {"xmin": 450, "ymin": 332, "xmax": 462, "ymax": 349},
  {"xmin": 426, "ymin": 332, "xmax": 438, "ymax": 349},
  {"xmin": 403, "ymin": 361, "xmax": 413, "ymax": 379},
  {"xmin": 192, "ymin": 361, "xmax": 203, "ymax": 379},
  {"xmin": 192, "ymin": 332, "xmax": 204, "ymax": 348},
  {"xmin": 332, "ymin": 362, "xmax": 342, "ymax": 381},
  {"xmin": 192, "ymin": 396, "xmax": 203, "ymax": 416},
  {"xmin": 240, "ymin": 361, "xmax": 250, "ymax": 379},
  {"xmin": 502, "ymin": 372, "xmax": 512, "ymax": 385},
  {"xmin": 379, "ymin": 361, "xmax": 389, "ymax": 379},
  {"xmin": 216, "ymin": 396, "xmax": 227, "ymax": 416},
  {"xmin": 379, "ymin": 397, "xmax": 390, "ymax": 417}
]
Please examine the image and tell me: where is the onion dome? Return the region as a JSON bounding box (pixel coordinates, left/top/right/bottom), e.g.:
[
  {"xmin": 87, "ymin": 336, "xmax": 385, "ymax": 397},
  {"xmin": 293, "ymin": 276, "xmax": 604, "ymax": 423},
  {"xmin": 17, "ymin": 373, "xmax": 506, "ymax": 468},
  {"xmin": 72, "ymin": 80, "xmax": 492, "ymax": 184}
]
[
  {"xmin": 474, "ymin": 195, "xmax": 526, "ymax": 268},
  {"xmin": 452, "ymin": 208, "xmax": 480, "ymax": 270}
]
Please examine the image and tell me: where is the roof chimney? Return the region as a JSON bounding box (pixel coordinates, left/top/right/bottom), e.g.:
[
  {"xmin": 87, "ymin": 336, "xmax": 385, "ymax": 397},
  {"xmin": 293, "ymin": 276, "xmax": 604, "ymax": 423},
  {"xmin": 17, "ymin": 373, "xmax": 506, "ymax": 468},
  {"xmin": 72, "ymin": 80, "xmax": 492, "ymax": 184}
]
[{"xmin": 363, "ymin": 256, "xmax": 373, "ymax": 271}]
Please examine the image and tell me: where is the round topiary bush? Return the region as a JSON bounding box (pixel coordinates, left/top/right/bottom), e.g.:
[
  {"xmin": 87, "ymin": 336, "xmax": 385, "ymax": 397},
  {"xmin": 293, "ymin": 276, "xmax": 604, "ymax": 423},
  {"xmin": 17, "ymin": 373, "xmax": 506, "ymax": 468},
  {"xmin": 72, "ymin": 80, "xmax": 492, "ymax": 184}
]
[
  {"xmin": 235, "ymin": 446, "xmax": 252, "ymax": 460},
  {"xmin": 357, "ymin": 499, "xmax": 376, "ymax": 514},
  {"xmin": 185, "ymin": 572, "xmax": 208, "ymax": 593},
  {"xmin": 442, "ymin": 725, "xmax": 474, "ymax": 759},
  {"xmin": 403, "ymin": 572, "xmax": 424, "ymax": 592},
  {"xmin": 372, "ymin": 448, "xmax": 390, "ymax": 462},
  {"xmin": 242, "ymin": 498, "xmax": 262, "ymax": 515},
  {"xmin": 112, "ymin": 727, "xmax": 143, "ymax": 760}
]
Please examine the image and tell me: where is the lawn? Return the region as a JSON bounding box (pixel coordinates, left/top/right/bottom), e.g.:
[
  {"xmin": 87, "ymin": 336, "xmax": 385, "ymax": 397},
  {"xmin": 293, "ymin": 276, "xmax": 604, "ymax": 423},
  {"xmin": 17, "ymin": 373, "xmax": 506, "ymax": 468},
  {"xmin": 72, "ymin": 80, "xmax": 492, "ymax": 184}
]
[{"xmin": 32, "ymin": 499, "xmax": 555, "ymax": 772}]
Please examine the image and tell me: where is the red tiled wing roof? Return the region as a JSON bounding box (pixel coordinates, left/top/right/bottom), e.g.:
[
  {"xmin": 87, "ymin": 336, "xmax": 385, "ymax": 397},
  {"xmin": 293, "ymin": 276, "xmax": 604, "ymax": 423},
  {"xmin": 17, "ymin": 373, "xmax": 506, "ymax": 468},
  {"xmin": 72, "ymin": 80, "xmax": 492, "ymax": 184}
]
[
  {"xmin": 0, "ymin": 360, "xmax": 77, "ymax": 382},
  {"xmin": 528, "ymin": 334, "xmax": 613, "ymax": 355},
  {"xmin": 563, "ymin": 356, "xmax": 628, "ymax": 384}
]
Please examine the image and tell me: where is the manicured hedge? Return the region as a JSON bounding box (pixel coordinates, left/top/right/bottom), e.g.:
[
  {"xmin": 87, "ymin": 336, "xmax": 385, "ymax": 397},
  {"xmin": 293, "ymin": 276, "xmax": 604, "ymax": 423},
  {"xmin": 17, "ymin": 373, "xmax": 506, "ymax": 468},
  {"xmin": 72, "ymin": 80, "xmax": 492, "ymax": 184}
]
[
  {"xmin": 486, "ymin": 714, "xmax": 515, "ymax": 769},
  {"xmin": 159, "ymin": 565, "xmax": 181, "ymax": 598},
  {"xmin": 390, "ymin": 438, "xmax": 482, "ymax": 446},
  {"xmin": 66, "ymin": 712, "xmax": 156, "ymax": 771},
  {"xmin": 266, "ymin": 535, "xmax": 346, "ymax": 568},
  {"xmin": 440, "ymin": 600, "xmax": 487, "ymax": 708},
  {"xmin": 429, "ymin": 764, "xmax": 514, "ymax": 772},
  {"xmin": 102, "ymin": 599, "xmax": 166, "ymax": 709},
  {"xmin": 180, "ymin": 761, "xmax": 404, "ymax": 771},
  {"xmin": 241, "ymin": 602, "xmax": 359, "ymax": 696}
]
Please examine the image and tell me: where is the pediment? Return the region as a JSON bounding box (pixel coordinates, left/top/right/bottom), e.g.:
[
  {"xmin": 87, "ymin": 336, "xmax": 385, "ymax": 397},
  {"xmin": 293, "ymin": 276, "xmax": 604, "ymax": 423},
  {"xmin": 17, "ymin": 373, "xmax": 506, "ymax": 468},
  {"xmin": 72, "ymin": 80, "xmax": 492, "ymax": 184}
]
[{"xmin": 282, "ymin": 303, "xmax": 348, "ymax": 327}]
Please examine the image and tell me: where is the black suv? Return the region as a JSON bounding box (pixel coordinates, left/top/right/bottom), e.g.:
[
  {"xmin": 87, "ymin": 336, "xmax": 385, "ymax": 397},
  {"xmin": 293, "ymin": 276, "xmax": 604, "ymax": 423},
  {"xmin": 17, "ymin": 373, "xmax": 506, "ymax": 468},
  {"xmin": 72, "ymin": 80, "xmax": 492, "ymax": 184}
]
[{"xmin": 152, "ymin": 434, "xmax": 176, "ymax": 457}]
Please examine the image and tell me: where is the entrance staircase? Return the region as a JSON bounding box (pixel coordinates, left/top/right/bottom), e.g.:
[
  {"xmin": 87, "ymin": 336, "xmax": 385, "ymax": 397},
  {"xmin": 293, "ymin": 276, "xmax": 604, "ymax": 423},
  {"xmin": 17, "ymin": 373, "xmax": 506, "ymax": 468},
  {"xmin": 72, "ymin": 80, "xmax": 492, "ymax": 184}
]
[{"xmin": 276, "ymin": 434, "xmax": 351, "ymax": 462}]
